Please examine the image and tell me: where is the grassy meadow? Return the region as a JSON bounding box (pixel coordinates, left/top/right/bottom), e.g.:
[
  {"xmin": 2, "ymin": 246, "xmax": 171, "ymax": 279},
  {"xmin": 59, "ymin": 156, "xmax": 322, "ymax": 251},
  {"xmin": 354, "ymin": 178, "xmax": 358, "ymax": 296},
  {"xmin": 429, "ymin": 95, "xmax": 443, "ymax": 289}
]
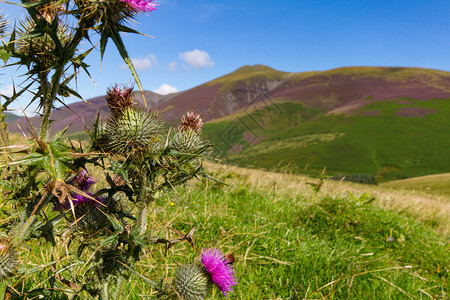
[{"xmin": 9, "ymin": 162, "xmax": 448, "ymax": 299}]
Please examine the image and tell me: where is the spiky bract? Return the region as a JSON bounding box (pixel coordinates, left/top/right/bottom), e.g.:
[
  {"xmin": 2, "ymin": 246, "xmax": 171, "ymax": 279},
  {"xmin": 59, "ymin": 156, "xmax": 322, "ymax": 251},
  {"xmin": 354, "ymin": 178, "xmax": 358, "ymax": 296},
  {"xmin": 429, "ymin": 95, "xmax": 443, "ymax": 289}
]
[
  {"xmin": 0, "ymin": 238, "xmax": 17, "ymax": 280},
  {"xmin": 171, "ymin": 129, "xmax": 208, "ymax": 155},
  {"xmin": 174, "ymin": 264, "xmax": 211, "ymax": 300},
  {"xmin": 103, "ymin": 108, "xmax": 163, "ymax": 155}
]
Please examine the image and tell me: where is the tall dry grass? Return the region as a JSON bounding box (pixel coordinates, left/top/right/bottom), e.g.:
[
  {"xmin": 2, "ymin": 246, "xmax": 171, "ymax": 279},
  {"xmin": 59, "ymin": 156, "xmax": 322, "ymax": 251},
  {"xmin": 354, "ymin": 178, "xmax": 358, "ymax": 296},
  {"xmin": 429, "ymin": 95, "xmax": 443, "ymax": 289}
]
[{"xmin": 205, "ymin": 162, "xmax": 450, "ymax": 236}]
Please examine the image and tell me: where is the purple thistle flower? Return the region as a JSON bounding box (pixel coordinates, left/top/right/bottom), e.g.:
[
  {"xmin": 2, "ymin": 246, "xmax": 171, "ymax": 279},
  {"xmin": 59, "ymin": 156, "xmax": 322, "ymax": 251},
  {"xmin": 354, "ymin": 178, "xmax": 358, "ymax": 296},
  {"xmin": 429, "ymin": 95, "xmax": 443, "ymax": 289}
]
[
  {"xmin": 75, "ymin": 169, "xmax": 96, "ymax": 192},
  {"xmin": 59, "ymin": 192, "xmax": 104, "ymax": 210},
  {"xmin": 119, "ymin": 0, "xmax": 158, "ymax": 12},
  {"xmin": 56, "ymin": 170, "xmax": 104, "ymax": 210},
  {"xmin": 200, "ymin": 248, "xmax": 237, "ymax": 297}
]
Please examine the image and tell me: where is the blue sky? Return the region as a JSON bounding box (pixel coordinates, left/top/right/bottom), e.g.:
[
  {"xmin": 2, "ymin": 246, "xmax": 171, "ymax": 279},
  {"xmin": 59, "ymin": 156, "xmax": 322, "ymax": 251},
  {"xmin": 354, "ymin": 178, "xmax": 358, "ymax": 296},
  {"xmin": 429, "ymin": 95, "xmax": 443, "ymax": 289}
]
[{"xmin": 1, "ymin": 0, "xmax": 450, "ymax": 112}]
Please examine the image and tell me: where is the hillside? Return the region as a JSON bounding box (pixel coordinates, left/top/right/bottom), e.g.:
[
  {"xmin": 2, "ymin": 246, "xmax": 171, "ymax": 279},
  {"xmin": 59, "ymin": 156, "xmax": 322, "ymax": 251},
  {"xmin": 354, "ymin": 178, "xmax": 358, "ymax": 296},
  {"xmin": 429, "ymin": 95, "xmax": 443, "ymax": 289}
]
[{"xmin": 204, "ymin": 98, "xmax": 450, "ymax": 181}]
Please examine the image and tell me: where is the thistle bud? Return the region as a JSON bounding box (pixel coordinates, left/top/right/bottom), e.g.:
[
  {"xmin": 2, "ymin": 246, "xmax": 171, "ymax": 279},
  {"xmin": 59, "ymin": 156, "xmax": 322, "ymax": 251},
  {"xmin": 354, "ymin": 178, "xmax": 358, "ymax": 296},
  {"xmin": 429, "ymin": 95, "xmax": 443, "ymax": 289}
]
[
  {"xmin": 180, "ymin": 111, "xmax": 203, "ymax": 133},
  {"xmin": 105, "ymin": 84, "xmax": 135, "ymax": 119},
  {"xmin": 172, "ymin": 129, "xmax": 207, "ymax": 154},
  {"xmin": 0, "ymin": 238, "xmax": 17, "ymax": 280},
  {"xmin": 174, "ymin": 264, "xmax": 211, "ymax": 300},
  {"xmin": 104, "ymin": 107, "xmax": 163, "ymax": 155}
]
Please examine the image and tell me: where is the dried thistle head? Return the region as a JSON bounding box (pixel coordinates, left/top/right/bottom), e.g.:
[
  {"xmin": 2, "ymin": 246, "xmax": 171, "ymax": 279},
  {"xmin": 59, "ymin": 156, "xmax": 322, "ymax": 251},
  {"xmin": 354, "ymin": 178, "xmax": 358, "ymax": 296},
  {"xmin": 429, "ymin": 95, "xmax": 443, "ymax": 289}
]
[
  {"xmin": 105, "ymin": 84, "xmax": 135, "ymax": 118},
  {"xmin": 0, "ymin": 238, "xmax": 17, "ymax": 280},
  {"xmin": 112, "ymin": 174, "xmax": 126, "ymax": 186},
  {"xmin": 31, "ymin": 0, "xmax": 66, "ymax": 22},
  {"xmin": 180, "ymin": 111, "xmax": 204, "ymax": 133},
  {"xmin": 15, "ymin": 17, "xmax": 72, "ymax": 66}
]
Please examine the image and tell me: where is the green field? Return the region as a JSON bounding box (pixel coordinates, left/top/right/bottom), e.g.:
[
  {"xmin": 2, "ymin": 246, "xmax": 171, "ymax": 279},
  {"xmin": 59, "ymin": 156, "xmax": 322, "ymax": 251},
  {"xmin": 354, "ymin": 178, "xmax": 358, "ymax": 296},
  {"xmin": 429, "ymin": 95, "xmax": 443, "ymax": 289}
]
[{"xmin": 203, "ymin": 99, "xmax": 450, "ymax": 181}]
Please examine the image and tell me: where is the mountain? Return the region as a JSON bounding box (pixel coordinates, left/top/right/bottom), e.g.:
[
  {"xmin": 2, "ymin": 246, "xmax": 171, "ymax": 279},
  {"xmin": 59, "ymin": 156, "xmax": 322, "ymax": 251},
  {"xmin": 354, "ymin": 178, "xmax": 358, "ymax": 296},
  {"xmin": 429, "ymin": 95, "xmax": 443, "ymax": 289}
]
[
  {"xmin": 156, "ymin": 65, "xmax": 450, "ymax": 122},
  {"xmin": 6, "ymin": 65, "xmax": 450, "ymax": 180}
]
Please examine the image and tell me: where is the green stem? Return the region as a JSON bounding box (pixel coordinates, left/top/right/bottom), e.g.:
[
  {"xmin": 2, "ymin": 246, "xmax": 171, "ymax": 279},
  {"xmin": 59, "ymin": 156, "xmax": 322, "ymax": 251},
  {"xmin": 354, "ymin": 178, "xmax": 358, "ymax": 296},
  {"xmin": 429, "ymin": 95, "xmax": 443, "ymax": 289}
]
[
  {"xmin": 136, "ymin": 168, "xmax": 152, "ymax": 235},
  {"xmin": 113, "ymin": 276, "xmax": 126, "ymax": 299},
  {"xmin": 101, "ymin": 282, "xmax": 109, "ymax": 300},
  {"xmin": 39, "ymin": 19, "xmax": 88, "ymax": 141},
  {"xmin": 39, "ymin": 66, "xmax": 64, "ymax": 140},
  {"xmin": 0, "ymin": 281, "xmax": 6, "ymax": 300},
  {"xmin": 0, "ymin": 107, "xmax": 10, "ymax": 161}
]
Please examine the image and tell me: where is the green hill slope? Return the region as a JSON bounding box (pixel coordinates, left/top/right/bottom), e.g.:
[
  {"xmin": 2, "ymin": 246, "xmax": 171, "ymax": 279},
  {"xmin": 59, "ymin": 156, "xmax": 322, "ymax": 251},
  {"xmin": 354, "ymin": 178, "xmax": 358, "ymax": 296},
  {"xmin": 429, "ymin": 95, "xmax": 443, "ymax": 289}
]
[
  {"xmin": 203, "ymin": 98, "xmax": 450, "ymax": 181},
  {"xmin": 381, "ymin": 173, "xmax": 450, "ymax": 195}
]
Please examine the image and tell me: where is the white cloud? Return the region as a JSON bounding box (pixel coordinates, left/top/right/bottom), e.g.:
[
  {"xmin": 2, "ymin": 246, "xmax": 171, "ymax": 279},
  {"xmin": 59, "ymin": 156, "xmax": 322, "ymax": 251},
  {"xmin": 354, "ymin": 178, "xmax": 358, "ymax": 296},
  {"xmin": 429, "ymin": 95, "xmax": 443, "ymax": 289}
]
[
  {"xmin": 153, "ymin": 84, "xmax": 178, "ymax": 95},
  {"xmin": 179, "ymin": 49, "xmax": 214, "ymax": 69},
  {"xmin": 0, "ymin": 84, "xmax": 13, "ymax": 98},
  {"xmin": 121, "ymin": 54, "xmax": 158, "ymax": 70},
  {"xmin": 168, "ymin": 61, "xmax": 178, "ymax": 71}
]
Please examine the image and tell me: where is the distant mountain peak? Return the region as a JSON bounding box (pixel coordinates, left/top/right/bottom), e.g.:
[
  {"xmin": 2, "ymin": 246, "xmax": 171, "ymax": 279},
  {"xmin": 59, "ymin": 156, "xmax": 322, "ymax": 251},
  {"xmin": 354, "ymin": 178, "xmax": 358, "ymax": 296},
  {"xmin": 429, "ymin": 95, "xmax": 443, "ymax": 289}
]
[{"xmin": 234, "ymin": 64, "xmax": 273, "ymax": 72}]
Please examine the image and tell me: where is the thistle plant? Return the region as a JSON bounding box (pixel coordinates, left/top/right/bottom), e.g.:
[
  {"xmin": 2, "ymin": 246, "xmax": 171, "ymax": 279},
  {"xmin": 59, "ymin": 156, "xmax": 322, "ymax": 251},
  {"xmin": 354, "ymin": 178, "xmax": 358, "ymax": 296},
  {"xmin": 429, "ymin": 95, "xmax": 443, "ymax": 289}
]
[{"xmin": 0, "ymin": 1, "xmax": 236, "ymax": 298}]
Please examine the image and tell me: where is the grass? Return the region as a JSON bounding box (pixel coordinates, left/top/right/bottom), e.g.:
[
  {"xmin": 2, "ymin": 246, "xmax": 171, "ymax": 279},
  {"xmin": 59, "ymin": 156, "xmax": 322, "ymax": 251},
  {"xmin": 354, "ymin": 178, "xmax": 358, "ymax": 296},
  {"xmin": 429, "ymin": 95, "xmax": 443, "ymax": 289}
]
[
  {"xmin": 6, "ymin": 163, "xmax": 448, "ymax": 299},
  {"xmin": 142, "ymin": 163, "xmax": 448, "ymax": 299},
  {"xmin": 203, "ymin": 98, "xmax": 450, "ymax": 181}
]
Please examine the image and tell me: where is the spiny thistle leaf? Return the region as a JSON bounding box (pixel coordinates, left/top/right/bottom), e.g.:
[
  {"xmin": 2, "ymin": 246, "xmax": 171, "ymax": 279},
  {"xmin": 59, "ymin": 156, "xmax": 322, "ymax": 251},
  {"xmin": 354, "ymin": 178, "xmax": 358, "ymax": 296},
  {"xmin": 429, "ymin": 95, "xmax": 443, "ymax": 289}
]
[{"xmin": 106, "ymin": 26, "xmax": 147, "ymax": 108}]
